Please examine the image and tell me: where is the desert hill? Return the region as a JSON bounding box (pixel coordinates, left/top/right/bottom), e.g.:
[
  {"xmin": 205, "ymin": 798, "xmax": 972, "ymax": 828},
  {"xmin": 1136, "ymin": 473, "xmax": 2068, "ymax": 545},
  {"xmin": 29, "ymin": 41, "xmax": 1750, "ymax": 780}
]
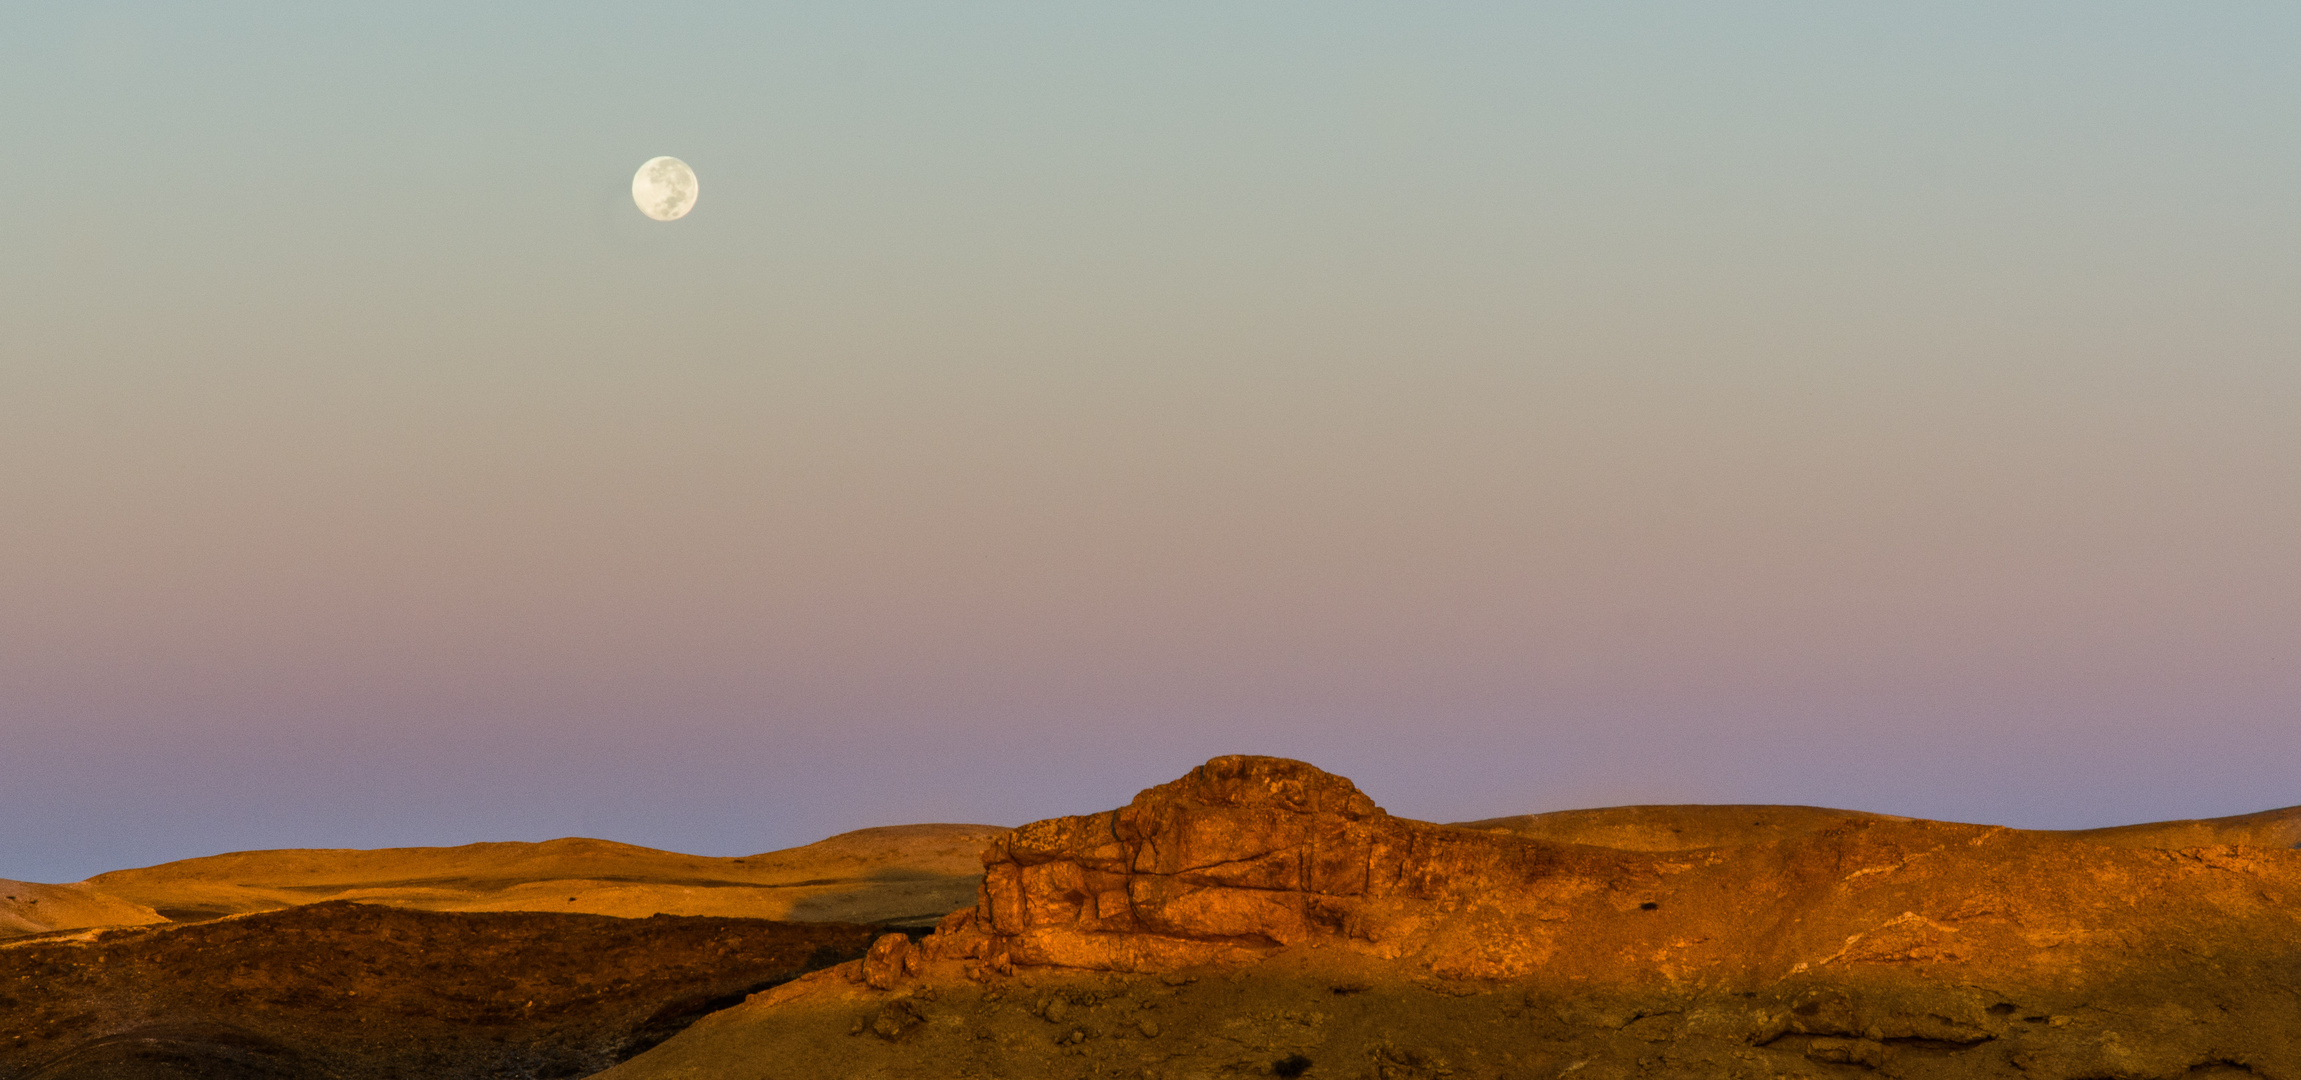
[
  {"xmin": 1459, "ymin": 801, "xmax": 2301, "ymax": 853},
  {"xmin": 0, "ymin": 880, "xmax": 166, "ymax": 939},
  {"xmin": 16, "ymin": 823, "xmax": 1006, "ymax": 938},
  {"xmin": 1452, "ymin": 804, "xmax": 1898, "ymax": 851},
  {"xmin": 599, "ymin": 756, "xmax": 2301, "ymax": 1080}
]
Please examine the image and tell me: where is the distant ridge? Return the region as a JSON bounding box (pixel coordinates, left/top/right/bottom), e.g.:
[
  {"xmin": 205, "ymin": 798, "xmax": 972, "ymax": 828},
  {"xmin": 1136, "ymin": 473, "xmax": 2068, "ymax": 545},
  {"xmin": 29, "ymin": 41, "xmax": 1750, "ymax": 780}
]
[
  {"xmin": 13, "ymin": 800, "xmax": 2295, "ymax": 944},
  {"xmin": 0, "ymin": 879, "xmax": 167, "ymax": 939},
  {"xmin": 2, "ymin": 823, "xmax": 1007, "ymax": 940},
  {"xmin": 1453, "ymin": 802, "xmax": 2301, "ymax": 852}
]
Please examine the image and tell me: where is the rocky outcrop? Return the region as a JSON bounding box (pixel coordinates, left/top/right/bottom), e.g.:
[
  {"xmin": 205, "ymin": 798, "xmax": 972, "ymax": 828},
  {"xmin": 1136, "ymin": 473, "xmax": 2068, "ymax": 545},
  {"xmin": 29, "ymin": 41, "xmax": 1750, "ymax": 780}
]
[
  {"xmin": 922, "ymin": 755, "xmax": 2301, "ymax": 991},
  {"xmin": 599, "ymin": 756, "xmax": 2301, "ymax": 1080},
  {"xmin": 949, "ymin": 755, "xmax": 1648, "ymax": 979}
]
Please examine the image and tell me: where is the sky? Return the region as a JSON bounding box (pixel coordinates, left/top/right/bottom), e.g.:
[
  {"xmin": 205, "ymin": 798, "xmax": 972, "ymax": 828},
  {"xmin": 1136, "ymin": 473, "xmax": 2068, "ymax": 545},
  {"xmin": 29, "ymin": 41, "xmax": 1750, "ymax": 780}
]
[{"xmin": 4, "ymin": 2, "xmax": 2298, "ymax": 883}]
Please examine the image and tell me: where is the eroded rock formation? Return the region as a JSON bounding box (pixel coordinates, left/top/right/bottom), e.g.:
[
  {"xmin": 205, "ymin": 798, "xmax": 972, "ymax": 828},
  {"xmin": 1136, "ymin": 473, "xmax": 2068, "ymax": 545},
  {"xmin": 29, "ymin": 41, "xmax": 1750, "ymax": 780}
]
[
  {"xmin": 599, "ymin": 756, "xmax": 2301, "ymax": 1080},
  {"xmin": 928, "ymin": 755, "xmax": 2301, "ymax": 991},
  {"xmin": 956, "ymin": 754, "xmax": 1648, "ymax": 979}
]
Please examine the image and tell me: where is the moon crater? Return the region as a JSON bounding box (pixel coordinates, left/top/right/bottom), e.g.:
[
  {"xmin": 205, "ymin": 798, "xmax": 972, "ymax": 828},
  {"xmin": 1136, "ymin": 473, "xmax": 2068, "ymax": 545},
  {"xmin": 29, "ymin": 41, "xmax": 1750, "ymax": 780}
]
[{"xmin": 632, "ymin": 157, "xmax": 698, "ymax": 221}]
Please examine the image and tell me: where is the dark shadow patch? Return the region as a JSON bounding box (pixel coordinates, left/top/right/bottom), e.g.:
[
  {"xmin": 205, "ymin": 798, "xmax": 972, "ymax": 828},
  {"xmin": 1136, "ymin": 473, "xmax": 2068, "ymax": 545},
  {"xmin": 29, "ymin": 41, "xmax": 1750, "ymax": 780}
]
[
  {"xmin": 18, "ymin": 1021, "xmax": 314, "ymax": 1080},
  {"xmin": 615, "ymin": 979, "xmax": 791, "ymax": 1062},
  {"xmin": 2186, "ymin": 1062, "xmax": 2260, "ymax": 1077},
  {"xmin": 1885, "ymin": 1035, "xmax": 1995, "ymax": 1050},
  {"xmin": 1273, "ymin": 1053, "xmax": 1313, "ymax": 1077}
]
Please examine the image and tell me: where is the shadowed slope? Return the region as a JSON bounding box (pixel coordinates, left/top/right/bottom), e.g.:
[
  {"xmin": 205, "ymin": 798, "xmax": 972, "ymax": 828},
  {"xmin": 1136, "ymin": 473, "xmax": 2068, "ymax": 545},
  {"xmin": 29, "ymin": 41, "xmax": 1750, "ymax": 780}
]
[{"xmin": 0, "ymin": 902, "xmax": 878, "ymax": 1080}]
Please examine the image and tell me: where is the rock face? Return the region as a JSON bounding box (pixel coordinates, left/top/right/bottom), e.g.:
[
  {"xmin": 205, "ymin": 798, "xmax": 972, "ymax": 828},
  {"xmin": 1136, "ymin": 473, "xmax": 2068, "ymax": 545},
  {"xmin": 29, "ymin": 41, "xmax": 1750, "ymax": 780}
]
[
  {"xmin": 969, "ymin": 754, "xmax": 1637, "ymax": 979},
  {"xmin": 600, "ymin": 756, "xmax": 2301, "ymax": 1080}
]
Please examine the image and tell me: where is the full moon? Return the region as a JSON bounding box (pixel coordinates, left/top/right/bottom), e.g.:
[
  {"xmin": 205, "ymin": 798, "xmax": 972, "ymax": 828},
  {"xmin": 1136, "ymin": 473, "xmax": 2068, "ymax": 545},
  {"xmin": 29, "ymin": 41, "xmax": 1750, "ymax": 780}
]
[{"xmin": 631, "ymin": 156, "xmax": 698, "ymax": 221}]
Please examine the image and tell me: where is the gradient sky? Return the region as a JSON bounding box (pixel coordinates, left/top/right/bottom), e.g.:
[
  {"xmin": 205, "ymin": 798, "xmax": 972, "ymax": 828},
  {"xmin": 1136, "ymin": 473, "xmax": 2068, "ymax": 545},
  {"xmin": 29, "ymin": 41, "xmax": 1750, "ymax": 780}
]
[{"xmin": 5, "ymin": 2, "xmax": 2298, "ymax": 883}]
